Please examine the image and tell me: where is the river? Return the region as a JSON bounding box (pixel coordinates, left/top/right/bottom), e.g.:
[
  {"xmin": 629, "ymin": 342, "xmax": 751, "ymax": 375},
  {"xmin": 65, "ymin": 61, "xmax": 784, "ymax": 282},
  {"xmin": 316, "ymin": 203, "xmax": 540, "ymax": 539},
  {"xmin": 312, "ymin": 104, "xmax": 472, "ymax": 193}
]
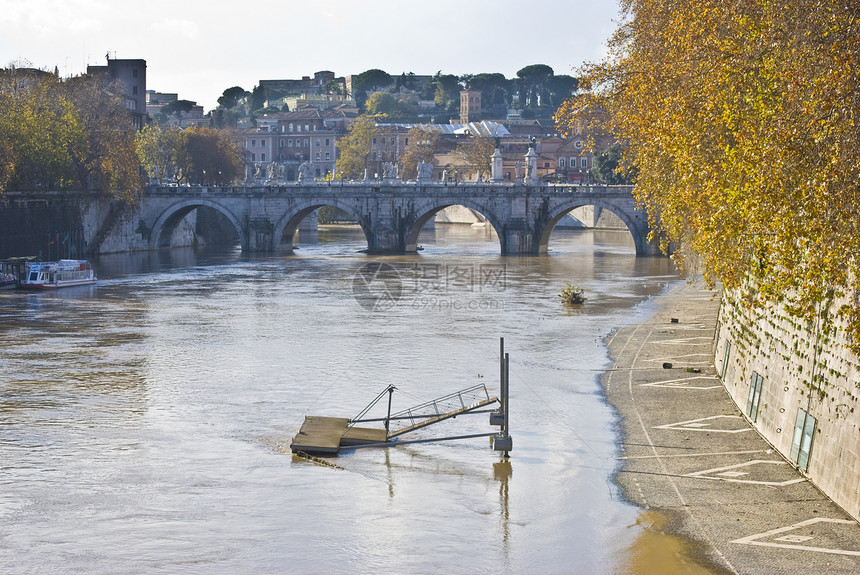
[{"xmin": 0, "ymin": 223, "xmax": 680, "ymax": 574}]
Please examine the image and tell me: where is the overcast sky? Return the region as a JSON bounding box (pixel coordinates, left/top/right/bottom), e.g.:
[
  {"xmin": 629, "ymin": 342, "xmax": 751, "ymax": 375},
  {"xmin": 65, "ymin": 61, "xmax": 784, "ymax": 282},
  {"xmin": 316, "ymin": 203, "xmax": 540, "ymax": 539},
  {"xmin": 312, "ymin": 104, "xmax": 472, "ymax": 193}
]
[{"xmin": 0, "ymin": 0, "xmax": 622, "ymax": 111}]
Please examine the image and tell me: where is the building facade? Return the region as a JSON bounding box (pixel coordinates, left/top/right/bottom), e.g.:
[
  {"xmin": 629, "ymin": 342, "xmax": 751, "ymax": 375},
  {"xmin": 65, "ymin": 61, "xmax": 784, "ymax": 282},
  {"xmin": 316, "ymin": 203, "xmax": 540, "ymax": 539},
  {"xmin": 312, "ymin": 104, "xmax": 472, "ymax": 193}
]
[{"xmin": 86, "ymin": 58, "xmax": 146, "ymax": 129}]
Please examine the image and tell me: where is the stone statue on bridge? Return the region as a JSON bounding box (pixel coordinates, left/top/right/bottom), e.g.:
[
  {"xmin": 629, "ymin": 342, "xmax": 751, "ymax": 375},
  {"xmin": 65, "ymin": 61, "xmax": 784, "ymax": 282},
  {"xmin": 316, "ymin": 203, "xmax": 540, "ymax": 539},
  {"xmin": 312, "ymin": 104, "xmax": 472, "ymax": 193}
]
[
  {"xmin": 298, "ymin": 161, "xmax": 314, "ymax": 182},
  {"xmin": 382, "ymin": 162, "xmax": 398, "ymax": 181},
  {"xmin": 417, "ymin": 160, "xmax": 433, "ymax": 183}
]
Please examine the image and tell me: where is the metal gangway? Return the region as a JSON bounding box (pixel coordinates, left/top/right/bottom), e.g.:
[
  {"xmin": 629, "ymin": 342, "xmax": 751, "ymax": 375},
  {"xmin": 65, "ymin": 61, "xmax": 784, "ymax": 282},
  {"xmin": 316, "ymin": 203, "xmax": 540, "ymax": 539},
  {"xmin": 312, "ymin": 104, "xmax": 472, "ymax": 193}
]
[{"xmin": 351, "ymin": 384, "xmax": 499, "ymax": 439}]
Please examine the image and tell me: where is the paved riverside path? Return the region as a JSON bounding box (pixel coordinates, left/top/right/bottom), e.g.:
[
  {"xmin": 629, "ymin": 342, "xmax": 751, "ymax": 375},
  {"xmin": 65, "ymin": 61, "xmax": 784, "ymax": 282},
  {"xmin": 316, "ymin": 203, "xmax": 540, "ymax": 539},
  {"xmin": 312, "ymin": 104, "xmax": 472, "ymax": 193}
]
[{"xmin": 603, "ymin": 282, "xmax": 860, "ymax": 574}]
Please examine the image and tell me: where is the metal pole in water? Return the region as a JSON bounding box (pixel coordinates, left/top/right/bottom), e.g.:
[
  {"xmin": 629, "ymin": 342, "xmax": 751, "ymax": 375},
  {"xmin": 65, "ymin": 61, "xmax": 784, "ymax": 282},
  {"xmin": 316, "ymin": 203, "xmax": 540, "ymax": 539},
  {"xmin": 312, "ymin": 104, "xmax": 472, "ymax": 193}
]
[
  {"xmin": 492, "ymin": 339, "xmax": 513, "ymax": 454},
  {"xmin": 490, "ymin": 338, "xmax": 505, "ymax": 427},
  {"xmin": 499, "ymin": 337, "xmax": 505, "ymax": 393},
  {"xmin": 503, "ymin": 353, "xmax": 510, "ymax": 439},
  {"xmin": 385, "ymin": 384, "xmax": 395, "ymax": 434}
]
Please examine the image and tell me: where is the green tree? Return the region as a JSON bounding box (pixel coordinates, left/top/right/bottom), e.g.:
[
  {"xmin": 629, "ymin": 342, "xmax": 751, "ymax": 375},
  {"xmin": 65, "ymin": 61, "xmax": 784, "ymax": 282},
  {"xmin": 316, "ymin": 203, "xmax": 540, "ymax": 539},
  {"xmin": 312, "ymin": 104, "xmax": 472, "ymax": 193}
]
[
  {"xmin": 136, "ymin": 124, "xmax": 184, "ymax": 183},
  {"xmin": 395, "ymin": 72, "xmax": 417, "ymax": 91},
  {"xmin": 434, "ymin": 73, "xmax": 461, "ymax": 113},
  {"xmin": 248, "ymin": 85, "xmax": 268, "ymax": 117},
  {"xmin": 336, "ymin": 115, "xmax": 377, "ymax": 179},
  {"xmin": 218, "ymin": 86, "xmax": 247, "ymax": 110},
  {"xmin": 546, "ymin": 74, "xmax": 578, "ymax": 109},
  {"xmin": 465, "ymin": 73, "xmax": 513, "ymax": 108},
  {"xmin": 160, "ymin": 99, "xmax": 195, "ymax": 128},
  {"xmin": 351, "ymin": 69, "xmax": 392, "ymax": 110},
  {"xmin": 516, "ymin": 64, "xmax": 554, "ymax": 107},
  {"xmin": 560, "ymin": 0, "xmax": 860, "ymax": 351},
  {"xmin": 365, "ymin": 91, "xmax": 399, "ymax": 119},
  {"xmin": 592, "ymin": 143, "xmax": 635, "ymax": 185}
]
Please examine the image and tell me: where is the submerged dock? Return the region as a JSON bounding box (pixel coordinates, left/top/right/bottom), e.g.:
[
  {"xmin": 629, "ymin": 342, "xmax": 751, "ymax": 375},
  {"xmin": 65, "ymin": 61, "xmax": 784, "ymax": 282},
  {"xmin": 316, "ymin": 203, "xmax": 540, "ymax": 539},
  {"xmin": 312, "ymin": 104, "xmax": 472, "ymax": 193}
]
[
  {"xmin": 290, "ymin": 416, "xmax": 389, "ymax": 455},
  {"xmin": 290, "ymin": 338, "xmax": 513, "ymax": 457}
]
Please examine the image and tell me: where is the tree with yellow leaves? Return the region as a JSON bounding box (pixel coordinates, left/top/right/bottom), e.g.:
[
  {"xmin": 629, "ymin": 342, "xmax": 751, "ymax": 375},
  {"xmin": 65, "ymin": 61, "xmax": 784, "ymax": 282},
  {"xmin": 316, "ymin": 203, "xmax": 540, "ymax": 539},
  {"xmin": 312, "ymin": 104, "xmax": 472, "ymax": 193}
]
[
  {"xmin": 399, "ymin": 126, "xmax": 440, "ymax": 180},
  {"xmin": 557, "ymin": 0, "xmax": 860, "ymax": 350},
  {"xmin": 0, "ymin": 69, "xmax": 143, "ymax": 201},
  {"xmin": 336, "ymin": 115, "xmax": 377, "ymax": 179}
]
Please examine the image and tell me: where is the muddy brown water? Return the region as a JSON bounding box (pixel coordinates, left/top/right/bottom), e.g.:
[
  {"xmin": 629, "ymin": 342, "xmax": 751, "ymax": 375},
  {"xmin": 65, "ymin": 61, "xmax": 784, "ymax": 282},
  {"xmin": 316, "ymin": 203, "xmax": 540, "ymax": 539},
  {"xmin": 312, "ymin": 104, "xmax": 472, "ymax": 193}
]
[{"xmin": 1, "ymin": 225, "xmax": 722, "ymax": 573}]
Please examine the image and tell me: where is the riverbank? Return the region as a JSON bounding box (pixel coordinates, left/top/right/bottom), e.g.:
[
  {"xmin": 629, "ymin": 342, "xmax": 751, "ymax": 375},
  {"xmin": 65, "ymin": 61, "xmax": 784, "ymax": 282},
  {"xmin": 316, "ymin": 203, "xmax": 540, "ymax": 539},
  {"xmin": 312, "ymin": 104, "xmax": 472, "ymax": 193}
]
[{"xmin": 603, "ymin": 281, "xmax": 860, "ymax": 574}]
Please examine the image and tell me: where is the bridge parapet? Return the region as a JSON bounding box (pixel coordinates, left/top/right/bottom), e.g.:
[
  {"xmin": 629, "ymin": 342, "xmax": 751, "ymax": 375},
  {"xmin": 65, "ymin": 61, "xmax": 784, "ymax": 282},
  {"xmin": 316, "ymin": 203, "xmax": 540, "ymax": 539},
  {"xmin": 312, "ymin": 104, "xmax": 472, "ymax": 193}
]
[
  {"xmin": 138, "ymin": 183, "xmax": 658, "ymax": 256},
  {"xmin": 144, "ymin": 183, "xmax": 636, "ymax": 198}
]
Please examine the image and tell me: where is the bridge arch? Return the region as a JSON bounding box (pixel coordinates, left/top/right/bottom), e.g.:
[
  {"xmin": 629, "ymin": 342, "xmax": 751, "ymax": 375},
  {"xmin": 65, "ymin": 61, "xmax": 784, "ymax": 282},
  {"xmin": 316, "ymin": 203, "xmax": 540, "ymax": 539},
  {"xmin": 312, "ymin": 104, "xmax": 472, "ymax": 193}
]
[
  {"xmin": 149, "ymin": 198, "xmax": 243, "ymax": 250},
  {"xmin": 273, "ymin": 200, "xmax": 371, "ymax": 252},
  {"xmin": 538, "ymin": 197, "xmax": 654, "ymax": 256},
  {"xmin": 403, "ymin": 199, "xmax": 505, "ymax": 253}
]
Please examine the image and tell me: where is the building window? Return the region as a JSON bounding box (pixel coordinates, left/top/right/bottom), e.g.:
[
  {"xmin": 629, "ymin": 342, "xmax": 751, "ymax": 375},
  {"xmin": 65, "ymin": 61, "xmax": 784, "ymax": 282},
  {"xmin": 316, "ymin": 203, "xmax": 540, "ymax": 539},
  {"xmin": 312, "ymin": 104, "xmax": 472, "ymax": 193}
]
[
  {"xmin": 261, "ymin": 153, "xmax": 266, "ymax": 162},
  {"xmin": 305, "ymin": 139, "xmax": 309, "ymax": 147},
  {"xmin": 288, "ymin": 140, "xmax": 293, "ymax": 147},
  {"xmin": 372, "ymin": 138, "xmax": 377, "ymax": 144},
  {"xmin": 325, "ymin": 138, "xmax": 330, "ymax": 146},
  {"xmin": 581, "ymin": 157, "xmax": 588, "ymax": 168},
  {"xmin": 297, "ymin": 125, "xmax": 302, "ymax": 133},
  {"xmin": 280, "ymin": 140, "xmax": 284, "ymax": 148},
  {"xmin": 316, "ymin": 139, "xmax": 321, "ymax": 147},
  {"xmin": 132, "ymin": 86, "xmax": 138, "ymax": 95},
  {"xmin": 791, "ymin": 408, "xmax": 817, "ymax": 471},
  {"xmin": 305, "ymin": 124, "xmax": 310, "ymax": 132},
  {"xmin": 289, "ymin": 123, "xmax": 294, "ymax": 132},
  {"xmin": 325, "ymin": 152, "xmax": 330, "ymax": 161},
  {"xmin": 251, "ymin": 153, "xmax": 256, "ymax": 161},
  {"xmin": 251, "ymin": 140, "xmax": 256, "ymax": 147},
  {"xmin": 746, "ymin": 372, "xmax": 763, "ymax": 422},
  {"xmin": 405, "ymin": 137, "xmax": 409, "ymax": 146},
  {"xmin": 316, "ymin": 152, "xmax": 321, "ymax": 161},
  {"xmin": 721, "ymin": 340, "xmax": 732, "ymax": 380}
]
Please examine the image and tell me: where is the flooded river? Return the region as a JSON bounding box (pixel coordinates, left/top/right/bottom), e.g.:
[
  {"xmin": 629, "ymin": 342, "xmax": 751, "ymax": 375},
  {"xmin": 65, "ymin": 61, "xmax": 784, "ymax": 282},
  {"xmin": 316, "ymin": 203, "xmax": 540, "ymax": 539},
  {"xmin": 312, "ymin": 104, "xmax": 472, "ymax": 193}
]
[{"xmin": 0, "ymin": 224, "xmax": 682, "ymax": 574}]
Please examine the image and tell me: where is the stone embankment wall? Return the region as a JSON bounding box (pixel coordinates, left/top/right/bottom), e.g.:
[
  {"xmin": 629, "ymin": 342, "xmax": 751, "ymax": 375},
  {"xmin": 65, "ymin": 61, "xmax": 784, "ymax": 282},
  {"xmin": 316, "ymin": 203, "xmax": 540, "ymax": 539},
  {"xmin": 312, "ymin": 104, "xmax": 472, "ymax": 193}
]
[
  {"xmin": 0, "ymin": 192, "xmax": 196, "ymax": 257},
  {"xmin": 715, "ymin": 292, "xmax": 860, "ymax": 522}
]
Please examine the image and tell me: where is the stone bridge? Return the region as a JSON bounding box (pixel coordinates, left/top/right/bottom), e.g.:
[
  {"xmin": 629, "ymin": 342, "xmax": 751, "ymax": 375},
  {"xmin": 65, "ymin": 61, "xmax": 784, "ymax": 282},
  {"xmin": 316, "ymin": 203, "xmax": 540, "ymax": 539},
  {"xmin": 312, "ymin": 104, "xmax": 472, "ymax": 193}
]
[{"xmin": 137, "ymin": 182, "xmax": 661, "ymax": 256}]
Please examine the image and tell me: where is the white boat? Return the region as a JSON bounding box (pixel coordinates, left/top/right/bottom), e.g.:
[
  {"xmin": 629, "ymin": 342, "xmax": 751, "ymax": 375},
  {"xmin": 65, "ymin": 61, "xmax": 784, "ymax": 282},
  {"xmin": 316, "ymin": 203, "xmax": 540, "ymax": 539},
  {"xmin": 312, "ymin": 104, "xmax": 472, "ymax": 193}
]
[{"xmin": 20, "ymin": 259, "xmax": 97, "ymax": 289}]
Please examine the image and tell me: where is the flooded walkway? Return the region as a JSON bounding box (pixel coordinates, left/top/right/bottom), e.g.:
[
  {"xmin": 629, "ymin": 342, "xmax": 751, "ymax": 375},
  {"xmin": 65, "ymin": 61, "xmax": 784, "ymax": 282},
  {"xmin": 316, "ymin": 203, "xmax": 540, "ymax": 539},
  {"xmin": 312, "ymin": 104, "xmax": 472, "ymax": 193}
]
[{"xmin": 604, "ymin": 282, "xmax": 860, "ymax": 574}]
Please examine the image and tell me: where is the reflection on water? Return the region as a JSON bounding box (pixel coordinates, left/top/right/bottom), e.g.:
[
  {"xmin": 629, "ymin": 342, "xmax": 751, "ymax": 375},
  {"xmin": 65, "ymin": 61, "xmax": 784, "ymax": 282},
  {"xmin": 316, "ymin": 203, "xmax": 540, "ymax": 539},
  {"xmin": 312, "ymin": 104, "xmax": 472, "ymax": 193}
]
[{"xmin": 0, "ymin": 224, "xmax": 715, "ymax": 574}]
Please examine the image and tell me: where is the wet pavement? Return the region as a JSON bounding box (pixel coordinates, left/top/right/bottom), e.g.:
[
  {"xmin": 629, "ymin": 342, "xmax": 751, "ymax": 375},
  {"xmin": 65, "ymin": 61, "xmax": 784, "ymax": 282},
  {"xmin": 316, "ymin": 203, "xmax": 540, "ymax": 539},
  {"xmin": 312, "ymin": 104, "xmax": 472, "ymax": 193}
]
[{"xmin": 604, "ymin": 282, "xmax": 860, "ymax": 574}]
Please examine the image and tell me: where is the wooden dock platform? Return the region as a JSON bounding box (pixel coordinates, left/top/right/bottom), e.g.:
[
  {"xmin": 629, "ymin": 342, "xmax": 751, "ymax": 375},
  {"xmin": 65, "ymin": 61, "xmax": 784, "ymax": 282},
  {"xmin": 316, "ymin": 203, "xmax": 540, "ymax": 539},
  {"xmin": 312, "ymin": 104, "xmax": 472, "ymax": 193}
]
[{"xmin": 290, "ymin": 416, "xmax": 389, "ymax": 455}]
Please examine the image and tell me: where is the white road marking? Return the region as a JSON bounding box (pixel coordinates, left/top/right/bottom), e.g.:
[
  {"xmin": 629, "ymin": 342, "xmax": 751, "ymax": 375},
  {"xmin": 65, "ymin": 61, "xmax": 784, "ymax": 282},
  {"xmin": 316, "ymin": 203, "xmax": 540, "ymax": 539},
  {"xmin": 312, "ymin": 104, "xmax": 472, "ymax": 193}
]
[
  {"xmin": 686, "ymin": 460, "xmax": 806, "ymax": 486},
  {"xmin": 732, "ymin": 518, "xmax": 860, "ymax": 556},
  {"xmin": 640, "ymin": 375, "xmax": 722, "ymax": 390},
  {"xmin": 654, "ymin": 415, "xmax": 754, "ymax": 433}
]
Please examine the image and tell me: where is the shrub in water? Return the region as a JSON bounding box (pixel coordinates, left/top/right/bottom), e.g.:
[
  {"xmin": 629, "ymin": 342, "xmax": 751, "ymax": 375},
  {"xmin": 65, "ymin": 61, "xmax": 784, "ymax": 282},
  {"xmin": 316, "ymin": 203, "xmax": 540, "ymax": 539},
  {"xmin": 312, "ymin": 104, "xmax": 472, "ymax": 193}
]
[{"xmin": 559, "ymin": 283, "xmax": 587, "ymax": 305}]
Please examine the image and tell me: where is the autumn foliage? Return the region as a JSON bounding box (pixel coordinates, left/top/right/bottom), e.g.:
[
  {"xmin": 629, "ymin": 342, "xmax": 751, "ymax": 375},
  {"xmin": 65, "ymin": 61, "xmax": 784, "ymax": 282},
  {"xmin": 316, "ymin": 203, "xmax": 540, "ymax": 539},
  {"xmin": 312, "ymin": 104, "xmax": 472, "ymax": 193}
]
[
  {"xmin": 557, "ymin": 1, "xmax": 860, "ymax": 350},
  {"xmin": 0, "ymin": 70, "xmax": 142, "ymax": 201}
]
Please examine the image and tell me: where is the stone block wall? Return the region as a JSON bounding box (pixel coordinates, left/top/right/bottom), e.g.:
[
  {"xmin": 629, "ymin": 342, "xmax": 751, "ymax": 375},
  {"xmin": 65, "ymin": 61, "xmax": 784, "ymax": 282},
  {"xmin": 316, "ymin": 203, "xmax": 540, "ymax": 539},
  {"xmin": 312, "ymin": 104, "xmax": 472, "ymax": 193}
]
[
  {"xmin": 715, "ymin": 291, "xmax": 860, "ymax": 522},
  {"xmin": 0, "ymin": 192, "xmax": 198, "ymax": 258}
]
